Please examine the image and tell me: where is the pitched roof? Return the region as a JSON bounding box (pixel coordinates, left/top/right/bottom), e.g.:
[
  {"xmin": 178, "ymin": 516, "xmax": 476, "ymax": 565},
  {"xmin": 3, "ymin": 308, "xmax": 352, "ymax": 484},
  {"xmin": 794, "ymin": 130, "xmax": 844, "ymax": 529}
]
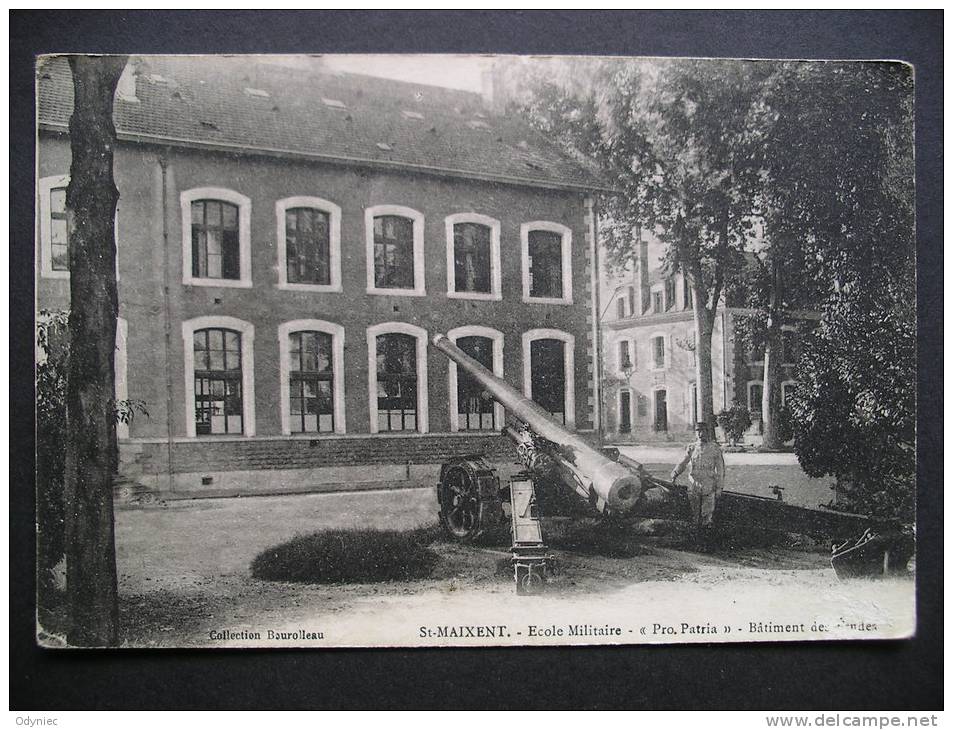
[{"xmin": 37, "ymin": 55, "xmax": 606, "ymax": 192}]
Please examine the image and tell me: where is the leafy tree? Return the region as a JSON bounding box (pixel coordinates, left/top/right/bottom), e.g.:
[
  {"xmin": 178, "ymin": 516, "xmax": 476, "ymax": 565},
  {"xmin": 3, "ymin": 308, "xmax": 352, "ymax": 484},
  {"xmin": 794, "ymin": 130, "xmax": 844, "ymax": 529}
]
[
  {"xmin": 752, "ymin": 62, "xmax": 914, "ymax": 452},
  {"xmin": 511, "ymin": 58, "xmax": 773, "ymax": 429},
  {"xmin": 62, "ymin": 55, "xmax": 128, "ymax": 646},
  {"xmin": 788, "ymin": 289, "xmax": 915, "ymax": 520}
]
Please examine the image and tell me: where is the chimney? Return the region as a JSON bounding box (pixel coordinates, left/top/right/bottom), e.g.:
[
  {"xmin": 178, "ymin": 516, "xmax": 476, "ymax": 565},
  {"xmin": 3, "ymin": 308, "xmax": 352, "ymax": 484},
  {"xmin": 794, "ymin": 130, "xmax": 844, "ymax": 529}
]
[
  {"xmin": 116, "ymin": 59, "xmax": 140, "ymax": 103},
  {"xmin": 480, "ymin": 61, "xmax": 507, "ymax": 115}
]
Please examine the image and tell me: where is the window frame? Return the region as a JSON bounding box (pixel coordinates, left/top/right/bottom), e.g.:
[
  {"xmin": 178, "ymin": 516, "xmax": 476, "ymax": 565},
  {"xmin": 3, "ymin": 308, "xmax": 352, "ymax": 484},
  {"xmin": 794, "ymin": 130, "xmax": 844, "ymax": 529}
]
[
  {"xmin": 653, "ymin": 387, "xmax": 669, "ymax": 432},
  {"xmin": 650, "ymin": 332, "xmax": 668, "ymax": 371},
  {"xmin": 275, "ymin": 196, "xmax": 342, "ymax": 293},
  {"xmin": 522, "ymin": 328, "xmax": 576, "ymax": 429},
  {"xmin": 365, "ymin": 205, "xmax": 426, "ymax": 297},
  {"xmin": 520, "ymin": 221, "xmax": 573, "ymax": 305},
  {"xmin": 616, "ymin": 337, "xmax": 635, "ymax": 372},
  {"xmin": 747, "ymin": 379, "xmax": 765, "ymax": 419},
  {"xmin": 618, "ymin": 388, "xmax": 632, "ymax": 434},
  {"xmin": 366, "ymin": 322, "xmax": 429, "ymax": 434},
  {"xmin": 182, "ymin": 316, "xmax": 256, "ymax": 438},
  {"xmin": 446, "ymin": 325, "xmax": 504, "ymax": 432},
  {"xmin": 278, "ymin": 319, "xmax": 346, "ymax": 436},
  {"xmin": 444, "ymin": 213, "xmax": 502, "ymax": 301},
  {"xmin": 181, "ymin": 187, "xmax": 252, "ymax": 288},
  {"xmin": 38, "ymin": 174, "xmax": 71, "ymax": 279},
  {"xmin": 781, "ymin": 379, "xmax": 797, "ymax": 407}
]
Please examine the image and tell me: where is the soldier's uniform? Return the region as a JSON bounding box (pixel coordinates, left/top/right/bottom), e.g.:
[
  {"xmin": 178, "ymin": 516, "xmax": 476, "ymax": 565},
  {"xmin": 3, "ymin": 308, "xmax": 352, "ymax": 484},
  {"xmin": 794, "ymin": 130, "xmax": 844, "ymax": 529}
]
[{"xmin": 672, "ymin": 425, "xmax": 725, "ymax": 528}]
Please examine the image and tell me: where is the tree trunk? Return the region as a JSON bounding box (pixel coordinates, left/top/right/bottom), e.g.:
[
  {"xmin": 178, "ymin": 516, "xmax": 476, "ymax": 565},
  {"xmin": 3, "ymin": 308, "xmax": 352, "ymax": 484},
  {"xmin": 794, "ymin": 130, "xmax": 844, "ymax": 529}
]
[
  {"xmin": 693, "ymin": 292, "xmax": 716, "ymax": 431},
  {"xmin": 761, "ymin": 260, "xmax": 785, "ymax": 450},
  {"xmin": 63, "ymin": 55, "xmax": 127, "ymax": 647}
]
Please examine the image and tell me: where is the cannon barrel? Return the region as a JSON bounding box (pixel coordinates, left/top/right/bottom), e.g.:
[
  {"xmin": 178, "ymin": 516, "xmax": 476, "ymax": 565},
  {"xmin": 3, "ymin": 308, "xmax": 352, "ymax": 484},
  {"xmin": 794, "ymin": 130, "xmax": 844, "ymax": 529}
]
[{"xmin": 431, "ymin": 333, "xmax": 644, "ymax": 514}]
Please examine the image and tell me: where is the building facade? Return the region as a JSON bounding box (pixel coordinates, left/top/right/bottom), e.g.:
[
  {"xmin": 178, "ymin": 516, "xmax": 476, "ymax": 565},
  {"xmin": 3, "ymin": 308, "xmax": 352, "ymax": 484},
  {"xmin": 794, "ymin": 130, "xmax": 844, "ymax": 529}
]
[
  {"xmin": 601, "ymin": 236, "xmax": 804, "ymax": 443},
  {"xmin": 36, "ymin": 56, "xmax": 605, "ymax": 497}
]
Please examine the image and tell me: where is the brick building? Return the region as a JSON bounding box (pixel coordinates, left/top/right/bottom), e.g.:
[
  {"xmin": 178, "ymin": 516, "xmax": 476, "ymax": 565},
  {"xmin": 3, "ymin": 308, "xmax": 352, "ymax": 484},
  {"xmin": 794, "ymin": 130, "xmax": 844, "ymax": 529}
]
[
  {"xmin": 601, "ymin": 235, "xmax": 806, "ymax": 443},
  {"xmin": 36, "ymin": 56, "xmax": 606, "ymax": 497}
]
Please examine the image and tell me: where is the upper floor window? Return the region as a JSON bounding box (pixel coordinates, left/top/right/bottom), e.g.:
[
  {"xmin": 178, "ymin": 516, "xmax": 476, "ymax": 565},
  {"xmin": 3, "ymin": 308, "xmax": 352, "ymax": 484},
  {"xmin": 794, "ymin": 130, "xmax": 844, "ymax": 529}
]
[
  {"xmin": 652, "ymin": 291, "xmax": 664, "ymax": 313},
  {"xmin": 652, "ymin": 335, "xmax": 666, "ymax": 370},
  {"xmin": 192, "ymin": 200, "xmax": 240, "ymax": 280},
  {"xmin": 616, "ymin": 297, "xmax": 626, "ymax": 319},
  {"xmin": 275, "ymin": 197, "xmax": 342, "ymax": 292},
  {"xmin": 446, "ymin": 214, "xmax": 501, "ymax": 300},
  {"xmin": 683, "ymin": 278, "xmax": 693, "ymax": 309},
  {"xmin": 38, "ymin": 174, "xmax": 72, "ymax": 279},
  {"xmin": 181, "ymin": 188, "xmax": 252, "ymax": 288},
  {"xmin": 521, "ymin": 222, "xmax": 572, "ymax": 304},
  {"xmin": 781, "ymin": 328, "xmax": 797, "ymax": 365},
  {"xmin": 628, "ymin": 286, "xmax": 636, "ymax": 316},
  {"xmin": 665, "ymin": 278, "xmax": 676, "ymax": 310},
  {"xmin": 365, "ymin": 205, "xmax": 425, "ymax": 296}
]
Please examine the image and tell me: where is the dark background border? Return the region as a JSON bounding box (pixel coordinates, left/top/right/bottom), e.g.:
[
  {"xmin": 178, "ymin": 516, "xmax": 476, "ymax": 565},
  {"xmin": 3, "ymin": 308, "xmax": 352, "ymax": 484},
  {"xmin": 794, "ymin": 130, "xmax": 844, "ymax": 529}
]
[{"xmin": 10, "ymin": 10, "xmax": 942, "ymax": 710}]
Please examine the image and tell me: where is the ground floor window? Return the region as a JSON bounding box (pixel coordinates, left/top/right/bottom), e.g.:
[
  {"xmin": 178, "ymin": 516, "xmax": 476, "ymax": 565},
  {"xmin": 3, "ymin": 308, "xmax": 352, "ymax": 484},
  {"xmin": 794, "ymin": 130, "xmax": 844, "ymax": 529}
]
[
  {"xmin": 193, "ymin": 327, "xmax": 243, "ymax": 435},
  {"xmin": 288, "ymin": 330, "xmax": 335, "ymax": 433},
  {"xmin": 748, "ymin": 381, "xmax": 764, "ymax": 420},
  {"xmin": 619, "ymin": 389, "xmax": 632, "ymax": 433},
  {"xmin": 530, "ymin": 338, "xmax": 567, "ymax": 424},
  {"xmin": 376, "ymin": 332, "xmax": 419, "ymax": 432},
  {"xmin": 654, "ymin": 389, "xmax": 668, "ymax": 432},
  {"xmin": 455, "ymin": 335, "xmax": 496, "ymax": 430}
]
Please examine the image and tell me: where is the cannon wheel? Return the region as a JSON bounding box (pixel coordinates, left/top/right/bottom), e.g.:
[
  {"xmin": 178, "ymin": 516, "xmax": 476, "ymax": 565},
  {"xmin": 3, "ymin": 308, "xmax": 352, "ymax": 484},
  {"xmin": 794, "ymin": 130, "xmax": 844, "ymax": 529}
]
[{"xmin": 438, "ymin": 460, "xmax": 495, "ymax": 542}]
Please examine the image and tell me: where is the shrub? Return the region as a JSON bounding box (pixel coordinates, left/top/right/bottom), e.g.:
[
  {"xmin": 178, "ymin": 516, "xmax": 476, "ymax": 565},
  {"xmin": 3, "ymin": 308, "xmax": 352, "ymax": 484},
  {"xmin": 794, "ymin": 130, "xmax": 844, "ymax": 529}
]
[
  {"xmin": 250, "ymin": 528, "xmax": 440, "ymax": 584},
  {"xmin": 717, "ymin": 403, "xmax": 752, "ymax": 447}
]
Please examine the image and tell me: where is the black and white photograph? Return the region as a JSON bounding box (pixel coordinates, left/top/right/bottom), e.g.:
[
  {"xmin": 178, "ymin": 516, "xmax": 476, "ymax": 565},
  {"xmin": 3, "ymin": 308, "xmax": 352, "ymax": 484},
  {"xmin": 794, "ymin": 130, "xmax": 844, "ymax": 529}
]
[{"xmin": 24, "ymin": 32, "xmax": 929, "ymax": 666}]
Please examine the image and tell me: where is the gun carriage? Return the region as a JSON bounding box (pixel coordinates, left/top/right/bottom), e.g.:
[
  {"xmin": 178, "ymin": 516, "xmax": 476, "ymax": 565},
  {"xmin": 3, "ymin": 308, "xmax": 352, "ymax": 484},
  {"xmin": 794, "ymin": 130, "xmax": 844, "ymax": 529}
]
[{"xmin": 431, "ymin": 334, "xmax": 912, "ymax": 593}]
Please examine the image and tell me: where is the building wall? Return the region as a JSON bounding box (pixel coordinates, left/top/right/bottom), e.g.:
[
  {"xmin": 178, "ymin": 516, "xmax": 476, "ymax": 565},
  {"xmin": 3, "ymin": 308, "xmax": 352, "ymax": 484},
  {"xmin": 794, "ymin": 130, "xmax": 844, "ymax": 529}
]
[
  {"xmin": 603, "ymin": 307, "xmax": 727, "ymax": 441},
  {"xmin": 37, "ymin": 134, "xmax": 596, "ymax": 489}
]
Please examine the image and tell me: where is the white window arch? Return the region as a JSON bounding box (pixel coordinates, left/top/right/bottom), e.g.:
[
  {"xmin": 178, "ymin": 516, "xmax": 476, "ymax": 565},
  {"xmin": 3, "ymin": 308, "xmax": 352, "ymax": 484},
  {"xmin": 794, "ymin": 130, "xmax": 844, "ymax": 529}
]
[
  {"xmin": 444, "ymin": 213, "xmax": 501, "ymax": 300},
  {"xmin": 38, "ymin": 174, "xmax": 71, "ymax": 279},
  {"xmin": 275, "ymin": 196, "xmax": 342, "ymax": 292},
  {"xmin": 180, "ymin": 187, "xmax": 252, "ymax": 288},
  {"xmin": 520, "ymin": 221, "xmax": 573, "ymax": 304},
  {"xmin": 278, "ymin": 319, "xmax": 346, "ymax": 435},
  {"xmin": 367, "ymin": 322, "xmax": 429, "ymax": 433},
  {"xmin": 182, "ymin": 316, "xmax": 256, "ymax": 437},
  {"xmin": 365, "ymin": 205, "xmax": 425, "ymax": 297},
  {"xmin": 446, "ymin": 325, "xmax": 504, "ymax": 432},
  {"xmin": 522, "ymin": 328, "xmax": 576, "ymax": 428}
]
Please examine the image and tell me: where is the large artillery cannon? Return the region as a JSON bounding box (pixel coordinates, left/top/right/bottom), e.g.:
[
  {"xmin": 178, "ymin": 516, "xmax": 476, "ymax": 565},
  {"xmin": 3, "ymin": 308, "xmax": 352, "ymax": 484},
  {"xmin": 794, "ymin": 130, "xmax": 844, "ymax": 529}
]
[{"xmin": 430, "ymin": 334, "xmax": 913, "ymax": 590}]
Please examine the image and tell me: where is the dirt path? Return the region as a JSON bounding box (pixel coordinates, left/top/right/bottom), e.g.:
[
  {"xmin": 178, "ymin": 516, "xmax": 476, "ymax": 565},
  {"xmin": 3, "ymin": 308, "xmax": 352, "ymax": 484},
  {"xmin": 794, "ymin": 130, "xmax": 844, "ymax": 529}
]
[{"xmin": 103, "ymin": 489, "xmax": 914, "ymax": 648}]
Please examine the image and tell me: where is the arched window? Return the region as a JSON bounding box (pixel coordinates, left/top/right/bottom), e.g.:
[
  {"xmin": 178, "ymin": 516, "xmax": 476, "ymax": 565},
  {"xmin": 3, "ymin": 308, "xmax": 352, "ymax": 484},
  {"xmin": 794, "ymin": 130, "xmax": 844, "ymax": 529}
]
[
  {"xmin": 181, "ymin": 188, "xmax": 252, "ymax": 288},
  {"xmin": 447, "ymin": 326, "xmax": 504, "ymax": 432},
  {"xmin": 276, "ymin": 196, "xmax": 342, "ymax": 292},
  {"xmin": 520, "ymin": 222, "xmax": 573, "ymax": 304},
  {"xmin": 279, "ymin": 320, "xmax": 346, "ymax": 435},
  {"xmin": 445, "ymin": 214, "xmax": 501, "ymax": 300},
  {"xmin": 367, "ymin": 323, "xmax": 429, "ymax": 433},
  {"xmin": 193, "ymin": 328, "xmax": 244, "ymax": 435},
  {"xmin": 522, "ymin": 329, "xmax": 575, "ymax": 428},
  {"xmin": 365, "ymin": 206, "xmax": 425, "ymax": 296},
  {"xmin": 182, "ymin": 317, "xmax": 255, "ymax": 437}
]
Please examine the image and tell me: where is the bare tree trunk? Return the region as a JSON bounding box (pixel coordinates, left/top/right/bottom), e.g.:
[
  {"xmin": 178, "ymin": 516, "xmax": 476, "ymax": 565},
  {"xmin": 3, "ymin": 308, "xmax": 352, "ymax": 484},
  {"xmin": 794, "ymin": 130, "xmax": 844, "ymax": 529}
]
[
  {"xmin": 63, "ymin": 55, "xmax": 127, "ymax": 646},
  {"xmin": 761, "ymin": 260, "xmax": 784, "ymax": 450},
  {"xmin": 694, "ymin": 295, "xmax": 716, "ymax": 429}
]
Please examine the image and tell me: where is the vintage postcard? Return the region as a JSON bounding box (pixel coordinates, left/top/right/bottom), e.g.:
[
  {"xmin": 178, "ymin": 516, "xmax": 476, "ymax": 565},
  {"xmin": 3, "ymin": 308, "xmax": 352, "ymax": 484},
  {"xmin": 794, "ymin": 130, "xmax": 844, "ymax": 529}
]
[{"xmin": 35, "ymin": 53, "xmax": 916, "ymax": 648}]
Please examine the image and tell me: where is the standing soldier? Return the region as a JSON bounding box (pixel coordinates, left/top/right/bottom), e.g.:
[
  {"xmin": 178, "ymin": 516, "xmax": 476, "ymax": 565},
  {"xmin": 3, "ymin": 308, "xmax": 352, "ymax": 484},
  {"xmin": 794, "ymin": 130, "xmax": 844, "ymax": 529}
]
[{"xmin": 671, "ymin": 421, "xmax": 726, "ymax": 541}]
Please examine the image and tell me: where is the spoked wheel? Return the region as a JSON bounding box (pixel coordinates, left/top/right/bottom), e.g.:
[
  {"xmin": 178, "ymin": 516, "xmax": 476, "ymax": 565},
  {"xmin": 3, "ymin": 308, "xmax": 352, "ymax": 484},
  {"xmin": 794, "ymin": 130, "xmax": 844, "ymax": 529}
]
[{"xmin": 438, "ymin": 463, "xmax": 486, "ymax": 541}]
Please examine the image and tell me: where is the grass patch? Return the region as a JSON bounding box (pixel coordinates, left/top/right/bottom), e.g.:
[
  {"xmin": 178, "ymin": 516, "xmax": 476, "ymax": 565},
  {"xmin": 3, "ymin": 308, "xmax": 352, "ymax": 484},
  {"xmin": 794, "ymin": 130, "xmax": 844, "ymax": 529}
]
[{"xmin": 251, "ymin": 527, "xmax": 440, "ymax": 584}]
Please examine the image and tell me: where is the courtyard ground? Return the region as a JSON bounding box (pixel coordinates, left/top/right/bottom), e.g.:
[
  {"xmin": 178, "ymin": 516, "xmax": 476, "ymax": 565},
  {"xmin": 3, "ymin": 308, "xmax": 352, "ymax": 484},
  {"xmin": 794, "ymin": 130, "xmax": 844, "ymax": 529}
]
[{"xmin": 37, "ymin": 460, "xmax": 912, "ymax": 648}]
